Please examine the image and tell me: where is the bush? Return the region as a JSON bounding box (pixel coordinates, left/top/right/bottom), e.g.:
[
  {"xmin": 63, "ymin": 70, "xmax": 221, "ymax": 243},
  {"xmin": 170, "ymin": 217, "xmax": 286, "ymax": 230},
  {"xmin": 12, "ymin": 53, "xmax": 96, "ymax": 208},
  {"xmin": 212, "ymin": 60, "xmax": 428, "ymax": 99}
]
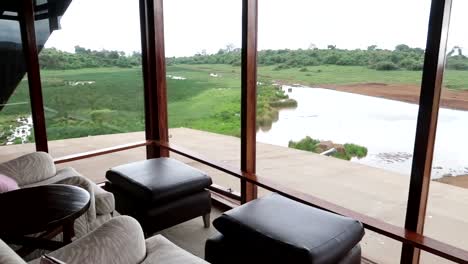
[
  {"xmin": 336, "ymin": 56, "xmax": 355, "ymax": 66},
  {"xmin": 299, "ymin": 67, "xmax": 309, "ymax": 72},
  {"xmin": 270, "ymin": 99, "xmax": 297, "ymax": 108},
  {"xmin": 399, "ymin": 59, "xmax": 423, "ymax": 71},
  {"xmin": 288, "ymin": 137, "xmax": 368, "ymax": 161},
  {"xmin": 374, "ymin": 61, "xmax": 399, "ymax": 71},
  {"xmin": 288, "ymin": 136, "xmax": 320, "ymax": 152},
  {"xmin": 447, "ymin": 60, "xmax": 468, "ymax": 70},
  {"xmin": 256, "ymin": 83, "xmax": 293, "ymax": 129},
  {"xmin": 257, "ymin": 108, "xmax": 279, "ymax": 127},
  {"xmin": 344, "ymin": 143, "xmax": 368, "ymax": 159},
  {"xmin": 406, "ymin": 62, "xmax": 423, "ymax": 71},
  {"xmin": 324, "ymin": 54, "xmax": 340, "ymax": 64}
]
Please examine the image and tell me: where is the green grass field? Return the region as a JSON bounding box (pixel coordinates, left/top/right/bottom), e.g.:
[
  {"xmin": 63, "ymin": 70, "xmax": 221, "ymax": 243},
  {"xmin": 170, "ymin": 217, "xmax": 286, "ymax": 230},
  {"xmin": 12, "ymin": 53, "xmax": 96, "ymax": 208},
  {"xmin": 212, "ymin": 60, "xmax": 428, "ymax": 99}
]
[
  {"xmin": 2, "ymin": 65, "xmax": 243, "ymax": 142},
  {"xmin": 2, "ymin": 64, "xmax": 468, "ymax": 144},
  {"xmin": 184, "ymin": 64, "xmax": 468, "ymax": 89}
]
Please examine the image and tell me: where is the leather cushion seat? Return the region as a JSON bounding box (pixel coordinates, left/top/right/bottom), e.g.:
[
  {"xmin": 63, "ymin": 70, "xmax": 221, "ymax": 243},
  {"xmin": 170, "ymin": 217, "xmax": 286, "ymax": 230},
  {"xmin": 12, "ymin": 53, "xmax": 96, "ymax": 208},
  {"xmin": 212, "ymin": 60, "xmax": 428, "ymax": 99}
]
[
  {"xmin": 213, "ymin": 193, "xmax": 365, "ymax": 264},
  {"xmin": 106, "ymin": 158, "xmax": 212, "ymax": 204}
]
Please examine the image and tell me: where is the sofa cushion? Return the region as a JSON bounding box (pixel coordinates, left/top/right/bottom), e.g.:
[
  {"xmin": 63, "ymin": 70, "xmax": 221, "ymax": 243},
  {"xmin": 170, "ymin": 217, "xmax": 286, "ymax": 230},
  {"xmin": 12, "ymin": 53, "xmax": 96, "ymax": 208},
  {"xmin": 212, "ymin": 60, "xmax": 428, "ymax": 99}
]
[
  {"xmin": 0, "ymin": 239, "xmax": 27, "ymax": 264},
  {"xmin": 142, "ymin": 235, "xmax": 208, "ymax": 264},
  {"xmin": 0, "ymin": 152, "xmax": 56, "ymax": 186},
  {"xmin": 213, "ymin": 193, "xmax": 365, "ymax": 264},
  {"xmin": 0, "ymin": 173, "xmax": 19, "ymax": 193},
  {"xmin": 30, "ymin": 216, "xmax": 146, "ymax": 264},
  {"xmin": 106, "ymin": 158, "xmax": 212, "ymax": 204}
]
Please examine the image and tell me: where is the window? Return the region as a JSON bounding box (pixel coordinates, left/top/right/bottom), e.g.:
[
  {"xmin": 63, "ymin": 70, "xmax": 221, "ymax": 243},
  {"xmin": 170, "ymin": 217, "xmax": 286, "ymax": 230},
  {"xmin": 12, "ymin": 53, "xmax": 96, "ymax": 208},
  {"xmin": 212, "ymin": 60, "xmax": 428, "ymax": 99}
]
[
  {"xmin": 256, "ymin": 0, "xmax": 431, "ymax": 262},
  {"xmin": 0, "ymin": 17, "xmax": 35, "ymax": 162},
  {"xmin": 165, "ymin": 0, "xmax": 242, "ymax": 194},
  {"xmin": 423, "ymin": 1, "xmax": 468, "ymax": 262},
  {"xmin": 37, "ymin": 0, "xmax": 146, "ymax": 170}
]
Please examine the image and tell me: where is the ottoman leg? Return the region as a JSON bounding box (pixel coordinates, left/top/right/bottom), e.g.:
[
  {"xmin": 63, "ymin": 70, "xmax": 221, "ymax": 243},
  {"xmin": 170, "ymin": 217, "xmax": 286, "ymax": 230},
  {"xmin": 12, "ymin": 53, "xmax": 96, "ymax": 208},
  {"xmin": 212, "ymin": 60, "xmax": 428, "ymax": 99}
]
[{"xmin": 203, "ymin": 213, "xmax": 211, "ymax": 228}]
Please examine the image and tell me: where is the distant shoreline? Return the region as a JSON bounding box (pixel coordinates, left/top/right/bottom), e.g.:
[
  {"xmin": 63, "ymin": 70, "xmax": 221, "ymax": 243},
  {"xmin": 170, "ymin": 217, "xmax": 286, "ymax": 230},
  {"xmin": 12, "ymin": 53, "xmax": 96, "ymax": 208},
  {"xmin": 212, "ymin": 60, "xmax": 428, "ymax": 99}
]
[
  {"xmin": 319, "ymin": 83, "xmax": 468, "ymax": 111},
  {"xmin": 276, "ymin": 81, "xmax": 468, "ymax": 111},
  {"xmin": 434, "ymin": 174, "xmax": 468, "ymax": 189}
]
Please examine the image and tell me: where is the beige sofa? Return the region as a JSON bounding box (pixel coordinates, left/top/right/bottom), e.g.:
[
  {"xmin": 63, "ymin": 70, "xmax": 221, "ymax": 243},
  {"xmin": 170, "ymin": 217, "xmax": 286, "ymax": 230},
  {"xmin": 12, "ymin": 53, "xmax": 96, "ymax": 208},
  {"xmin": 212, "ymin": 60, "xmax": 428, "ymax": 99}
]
[
  {"xmin": 0, "ymin": 152, "xmax": 115, "ymax": 238},
  {"xmin": 0, "ymin": 216, "xmax": 208, "ymax": 264}
]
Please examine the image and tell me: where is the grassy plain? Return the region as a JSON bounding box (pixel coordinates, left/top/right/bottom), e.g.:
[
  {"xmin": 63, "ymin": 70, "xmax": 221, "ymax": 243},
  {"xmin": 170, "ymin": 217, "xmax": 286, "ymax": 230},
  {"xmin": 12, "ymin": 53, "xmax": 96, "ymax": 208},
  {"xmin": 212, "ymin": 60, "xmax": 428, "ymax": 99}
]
[
  {"xmin": 3, "ymin": 64, "xmax": 468, "ymax": 144},
  {"xmin": 2, "ymin": 65, "xmax": 243, "ymax": 142},
  {"xmin": 182, "ymin": 64, "xmax": 468, "ymax": 90}
]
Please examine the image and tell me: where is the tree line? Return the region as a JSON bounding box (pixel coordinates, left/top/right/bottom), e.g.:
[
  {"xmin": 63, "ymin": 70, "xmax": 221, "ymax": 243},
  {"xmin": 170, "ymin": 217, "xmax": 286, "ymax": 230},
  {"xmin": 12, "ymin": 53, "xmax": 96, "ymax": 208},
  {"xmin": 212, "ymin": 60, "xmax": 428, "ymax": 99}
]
[
  {"xmin": 38, "ymin": 44, "xmax": 468, "ymax": 71},
  {"xmin": 169, "ymin": 44, "xmax": 468, "ymax": 71},
  {"xmin": 39, "ymin": 46, "xmax": 141, "ymax": 70}
]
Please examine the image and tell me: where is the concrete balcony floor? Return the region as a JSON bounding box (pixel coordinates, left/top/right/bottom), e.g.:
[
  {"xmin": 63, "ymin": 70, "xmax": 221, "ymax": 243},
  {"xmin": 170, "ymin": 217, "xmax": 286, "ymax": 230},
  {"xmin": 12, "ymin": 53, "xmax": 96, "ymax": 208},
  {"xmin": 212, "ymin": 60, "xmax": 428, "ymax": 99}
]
[{"xmin": 1, "ymin": 128, "xmax": 467, "ymax": 263}]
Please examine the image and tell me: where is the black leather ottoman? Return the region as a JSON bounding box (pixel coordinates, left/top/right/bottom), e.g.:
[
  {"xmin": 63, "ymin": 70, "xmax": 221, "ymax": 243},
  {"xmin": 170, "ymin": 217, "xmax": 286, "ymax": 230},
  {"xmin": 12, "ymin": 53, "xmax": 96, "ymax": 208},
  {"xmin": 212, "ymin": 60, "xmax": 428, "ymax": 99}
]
[
  {"xmin": 205, "ymin": 193, "xmax": 364, "ymax": 264},
  {"xmin": 105, "ymin": 158, "xmax": 212, "ymax": 235}
]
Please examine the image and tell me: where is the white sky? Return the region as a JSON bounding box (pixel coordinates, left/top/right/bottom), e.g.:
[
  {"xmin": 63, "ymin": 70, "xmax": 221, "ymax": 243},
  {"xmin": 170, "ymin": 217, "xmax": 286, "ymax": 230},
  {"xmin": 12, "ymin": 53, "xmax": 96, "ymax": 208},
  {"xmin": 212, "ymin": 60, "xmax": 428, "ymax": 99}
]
[{"xmin": 45, "ymin": 0, "xmax": 468, "ymax": 57}]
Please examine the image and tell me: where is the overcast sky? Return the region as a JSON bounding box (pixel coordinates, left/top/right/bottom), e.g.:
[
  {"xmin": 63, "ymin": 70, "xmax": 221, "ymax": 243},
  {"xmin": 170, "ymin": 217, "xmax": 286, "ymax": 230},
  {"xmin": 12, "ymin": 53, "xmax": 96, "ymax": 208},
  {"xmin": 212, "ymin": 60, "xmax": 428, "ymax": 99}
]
[{"xmin": 45, "ymin": 0, "xmax": 468, "ymax": 57}]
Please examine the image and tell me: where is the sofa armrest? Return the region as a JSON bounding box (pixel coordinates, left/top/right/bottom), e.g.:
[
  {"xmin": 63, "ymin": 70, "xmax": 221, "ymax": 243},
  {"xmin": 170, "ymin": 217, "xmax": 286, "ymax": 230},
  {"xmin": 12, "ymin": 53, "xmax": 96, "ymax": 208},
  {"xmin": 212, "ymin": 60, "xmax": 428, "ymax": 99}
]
[
  {"xmin": 28, "ymin": 216, "xmax": 146, "ymax": 264},
  {"xmin": 93, "ymin": 184, "xmax": 115, "ymax": 215},
  {"xmin": 54, "ymin": 175, "xmax": 97, "ymax": 223},
  {"xmin": 0, "ymin": 152, "xmax": 56, "ymax": 186},
  {"xmin": 142, "ymin": 235, "xmax": 208, "ymax": 264},
  {"xmin": 0, "ymin": 240, "xmax": 28, "ymax": 264},
  {"xmin": 24, "ymin": 167, "xmax": 115, "ymax": 219},
  {"xmin": 53, "ymin": 167, "xmax": 114, "ymax": 215}
]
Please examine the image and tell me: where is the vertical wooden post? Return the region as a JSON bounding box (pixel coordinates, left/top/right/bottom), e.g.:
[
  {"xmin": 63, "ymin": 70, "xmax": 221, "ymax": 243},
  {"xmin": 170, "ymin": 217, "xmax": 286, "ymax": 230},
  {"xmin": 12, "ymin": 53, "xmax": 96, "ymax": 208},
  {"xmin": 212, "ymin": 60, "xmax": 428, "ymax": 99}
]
[
  {"xmin": 401, "ymin": 0, "xmax": 452, "ymax": 263},
  {"xmin": 139, "ymin": 0, "xmax": 169, "ymax": 159},
  {"xmin": 139, "ymin": 0, "xmax": 154, "ymax": 158},
  {"xmin": 240, "ymin": 0, "xmax": 258, "ymax": 204},
  {"xmin": 19, "ymin": 0, "xmax": 49, "ymax": 152}
]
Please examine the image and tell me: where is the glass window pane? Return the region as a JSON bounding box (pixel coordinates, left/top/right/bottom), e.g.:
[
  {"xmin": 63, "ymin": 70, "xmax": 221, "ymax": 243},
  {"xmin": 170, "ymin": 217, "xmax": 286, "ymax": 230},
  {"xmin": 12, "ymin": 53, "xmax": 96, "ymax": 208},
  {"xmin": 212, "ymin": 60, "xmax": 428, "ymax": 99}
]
[
  {"xmin": 421, "ymin": 252, "xmax": 458, "ymax": 264},
  {"xmin": 425, "ymin": 0, "xmax": 468, "ymax": 260},
  {"xmin": 56, "ymin": 149, "xmax": 146, "ymax": 183},
  {"xmin": 165, "ymin": 0, "xmax": 242, "ymax": 193},
  {"xmin": 0, "ymin": 17, "xmax": 35, "ymax": 162},
  {"xmin": 256, "ymin": 0, "xmax": 431, "ymax": 262},
  {"xmin": 38, "ymin": 0, "xmax": 145, "ymax": 159}
]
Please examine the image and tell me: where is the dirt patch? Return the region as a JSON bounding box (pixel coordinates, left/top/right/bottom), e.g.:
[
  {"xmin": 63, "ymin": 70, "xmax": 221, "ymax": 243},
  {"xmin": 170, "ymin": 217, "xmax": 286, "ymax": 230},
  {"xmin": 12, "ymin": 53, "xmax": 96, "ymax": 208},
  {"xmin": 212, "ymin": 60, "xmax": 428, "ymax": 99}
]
[
  {"xmin": 434, "ymin": 175, "xmax": 468, "ymax": 189},
  {"xmin": 320, "ymin": 83, "xmax": 468, "ymax": 111}
]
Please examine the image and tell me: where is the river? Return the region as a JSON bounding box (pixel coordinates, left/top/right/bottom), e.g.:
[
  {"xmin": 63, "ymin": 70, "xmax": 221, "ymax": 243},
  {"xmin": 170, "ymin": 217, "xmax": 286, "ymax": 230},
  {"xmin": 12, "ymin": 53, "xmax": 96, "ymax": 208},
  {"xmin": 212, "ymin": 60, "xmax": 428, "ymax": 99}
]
[{"xmin": 256, "ymin": 85, "xmax": 468, "ymax": 178}]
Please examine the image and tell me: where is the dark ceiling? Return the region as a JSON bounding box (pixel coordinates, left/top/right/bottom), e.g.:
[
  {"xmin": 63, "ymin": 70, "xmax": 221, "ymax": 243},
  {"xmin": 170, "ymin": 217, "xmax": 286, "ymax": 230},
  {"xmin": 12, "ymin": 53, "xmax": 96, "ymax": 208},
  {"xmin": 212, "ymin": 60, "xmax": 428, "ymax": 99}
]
[{"xmin": 0, "ymin": 0, "xmax": 73, "ymax": 110}]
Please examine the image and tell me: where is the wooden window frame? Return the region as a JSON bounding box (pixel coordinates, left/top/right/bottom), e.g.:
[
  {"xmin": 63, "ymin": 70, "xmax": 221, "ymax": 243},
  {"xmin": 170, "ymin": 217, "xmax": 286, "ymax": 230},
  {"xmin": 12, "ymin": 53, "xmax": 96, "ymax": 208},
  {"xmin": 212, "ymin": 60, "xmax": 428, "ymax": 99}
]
[
  {"xmin": 16, "ymin": 0, "xmax": 465, "ymax": 262},
  {"xmin": 18, "ymin": 0, "xmax": 48, "ymax": 152},
  {"xmin": 139, "ymin": 0, "xmax": 169, "ymax": 159},
  {"xmin": 402, "ymin": 0, "xmax": 453, "ymax": 263},
  {"xmin": 240, "ymin": 0, "xmax": 258, "ymax": 204}
]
